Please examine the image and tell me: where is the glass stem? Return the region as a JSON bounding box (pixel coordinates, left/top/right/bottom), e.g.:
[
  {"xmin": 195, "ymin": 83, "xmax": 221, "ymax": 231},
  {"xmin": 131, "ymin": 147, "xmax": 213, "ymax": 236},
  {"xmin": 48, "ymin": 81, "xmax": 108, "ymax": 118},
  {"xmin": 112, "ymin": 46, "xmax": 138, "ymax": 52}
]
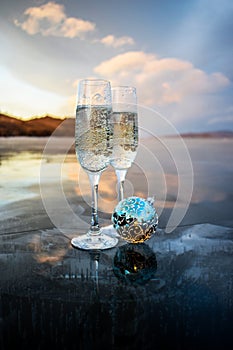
[
  {"xmin": 88, "ymin": 172, "xmax": 101, "ymax": 235},
  {"xmin": 115, "ymin": 169, "xmax": 127, "ymax": 202}
]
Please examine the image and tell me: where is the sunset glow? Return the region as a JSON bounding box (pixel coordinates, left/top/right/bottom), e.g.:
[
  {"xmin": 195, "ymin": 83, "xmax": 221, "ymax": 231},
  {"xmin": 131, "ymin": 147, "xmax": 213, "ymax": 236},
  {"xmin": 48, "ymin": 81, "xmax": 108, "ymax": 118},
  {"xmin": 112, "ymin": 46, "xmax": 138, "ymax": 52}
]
[{"xmin": 1, "ymin": 0, "xmax": 232, "ymax": 133}]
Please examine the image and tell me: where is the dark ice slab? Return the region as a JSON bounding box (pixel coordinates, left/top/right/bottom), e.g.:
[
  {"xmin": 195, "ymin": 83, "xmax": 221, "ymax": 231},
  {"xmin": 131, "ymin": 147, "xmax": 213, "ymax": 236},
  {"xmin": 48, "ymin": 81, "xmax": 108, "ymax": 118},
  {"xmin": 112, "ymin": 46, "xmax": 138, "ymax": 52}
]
[{"xmin": 0, "ymin": 224, "xmax": 232, "ymax": 350}]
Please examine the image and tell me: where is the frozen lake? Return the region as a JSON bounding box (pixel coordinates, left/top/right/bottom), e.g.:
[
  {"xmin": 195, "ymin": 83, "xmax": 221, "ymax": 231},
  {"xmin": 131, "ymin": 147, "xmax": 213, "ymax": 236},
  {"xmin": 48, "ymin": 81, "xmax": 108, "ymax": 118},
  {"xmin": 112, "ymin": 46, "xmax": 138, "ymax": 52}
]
[
  {"xmin": 0, "ymin": 136, "xmax": 233, "ymax": 233},
  {"xmin": 0, "ymin": 137, "xmax": 233, "ymax": 350}
]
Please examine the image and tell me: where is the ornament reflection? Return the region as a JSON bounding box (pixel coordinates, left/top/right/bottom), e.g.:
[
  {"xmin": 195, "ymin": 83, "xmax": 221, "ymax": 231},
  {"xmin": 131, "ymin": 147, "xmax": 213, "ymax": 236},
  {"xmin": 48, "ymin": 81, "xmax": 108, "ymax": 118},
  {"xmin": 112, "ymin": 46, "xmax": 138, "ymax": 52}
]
[{"xmin": 113, "ymin": 243, "xmax": 157, "ymax": 285}]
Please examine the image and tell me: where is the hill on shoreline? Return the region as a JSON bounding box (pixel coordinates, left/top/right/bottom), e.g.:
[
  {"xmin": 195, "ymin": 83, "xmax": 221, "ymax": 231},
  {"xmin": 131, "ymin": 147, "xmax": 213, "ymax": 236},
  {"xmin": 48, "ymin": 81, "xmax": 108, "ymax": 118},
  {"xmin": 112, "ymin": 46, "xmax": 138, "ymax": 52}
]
[
  {"xmin": 0, "ymin": 114, "xmax": 233, "ymax": 138},
  {"xmin": 0, "ymin": 114, "xmax": 75, "ymax": 137}
]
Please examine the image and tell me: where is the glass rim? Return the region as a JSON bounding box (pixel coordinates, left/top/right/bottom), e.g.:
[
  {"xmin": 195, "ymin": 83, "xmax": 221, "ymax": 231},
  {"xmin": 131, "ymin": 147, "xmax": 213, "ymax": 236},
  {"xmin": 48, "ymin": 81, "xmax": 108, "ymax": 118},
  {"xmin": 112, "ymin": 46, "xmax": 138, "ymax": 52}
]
[
  {"xmin": 78, "ymin": 78, "xmax": 111, "ymax": 85},
  {"xmin": 111, "ymin": 85, "xmax": 136, "ymax": 91}
]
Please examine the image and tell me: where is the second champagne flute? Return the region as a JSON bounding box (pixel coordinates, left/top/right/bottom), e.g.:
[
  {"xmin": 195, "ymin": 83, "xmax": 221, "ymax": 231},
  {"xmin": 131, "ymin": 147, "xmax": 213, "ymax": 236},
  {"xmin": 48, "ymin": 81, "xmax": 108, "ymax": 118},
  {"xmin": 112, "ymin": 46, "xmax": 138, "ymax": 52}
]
[
  {"xmin": 71, "ymin": 79, "xmax": 118, "ymax": 250},
  {"xmin": 110, "ymin": 86, "xmax": 138, "ymax": 202}
]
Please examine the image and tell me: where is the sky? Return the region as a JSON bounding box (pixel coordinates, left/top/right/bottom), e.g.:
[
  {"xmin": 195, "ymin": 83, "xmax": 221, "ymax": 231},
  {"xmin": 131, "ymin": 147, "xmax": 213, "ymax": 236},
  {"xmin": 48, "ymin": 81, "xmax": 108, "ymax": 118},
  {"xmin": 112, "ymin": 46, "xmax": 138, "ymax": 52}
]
[{"xmin": 1, "ymin": 0, "xmax": 233, "ymax": 133}]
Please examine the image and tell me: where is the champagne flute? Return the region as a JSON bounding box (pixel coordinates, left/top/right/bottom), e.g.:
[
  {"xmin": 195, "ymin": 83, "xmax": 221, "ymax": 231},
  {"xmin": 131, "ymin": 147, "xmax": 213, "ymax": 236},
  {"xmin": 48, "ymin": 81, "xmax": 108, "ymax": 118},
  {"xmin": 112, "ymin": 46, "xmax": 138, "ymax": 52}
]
[
  {"xmin": 71, "ymin": 79, "xmax": 118, "ymax": 250},
  {"xmin": 110, "ymin": 86, "xmax": 138, "ymax": 202}
]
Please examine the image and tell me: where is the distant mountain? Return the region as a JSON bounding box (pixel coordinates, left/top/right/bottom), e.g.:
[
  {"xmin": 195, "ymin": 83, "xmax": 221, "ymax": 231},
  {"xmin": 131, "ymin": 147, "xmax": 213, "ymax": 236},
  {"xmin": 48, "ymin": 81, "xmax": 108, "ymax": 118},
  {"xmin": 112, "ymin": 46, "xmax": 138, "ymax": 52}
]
[
  {"xmin": 0, "ymin": 114, "xmax": 75, "ymax": 137},
  {"xmin": 179, "ymin": 131, "xmax": 233, "ymax": 138},
  {"xmin": 1, "ymin": 114, "xmax": 233, "ymax": 138}
]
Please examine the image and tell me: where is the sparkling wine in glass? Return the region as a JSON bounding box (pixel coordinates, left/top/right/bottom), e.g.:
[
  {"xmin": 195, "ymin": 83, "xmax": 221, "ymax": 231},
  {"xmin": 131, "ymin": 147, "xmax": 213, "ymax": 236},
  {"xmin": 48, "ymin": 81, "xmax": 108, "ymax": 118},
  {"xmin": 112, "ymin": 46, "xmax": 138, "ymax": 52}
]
[
  {"xmin": 71, "ymin": 79, "xmax": 118, "ymax": 250},
  {"xmin": 110, "ymin": 86, "xmax": 138, "ymax": 202}
]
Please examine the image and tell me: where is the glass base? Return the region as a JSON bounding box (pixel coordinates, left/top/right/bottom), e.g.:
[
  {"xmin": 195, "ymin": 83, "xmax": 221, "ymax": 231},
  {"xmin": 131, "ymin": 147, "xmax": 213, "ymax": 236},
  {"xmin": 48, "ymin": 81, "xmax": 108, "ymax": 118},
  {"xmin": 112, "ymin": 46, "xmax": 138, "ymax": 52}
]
[
  {"xmin": 100, "ymin": 224, "xmax": 120, "ymax": 238},
  {"xmin": 71, "ymin": 231, "xmax": 118, "ymax": 250}
]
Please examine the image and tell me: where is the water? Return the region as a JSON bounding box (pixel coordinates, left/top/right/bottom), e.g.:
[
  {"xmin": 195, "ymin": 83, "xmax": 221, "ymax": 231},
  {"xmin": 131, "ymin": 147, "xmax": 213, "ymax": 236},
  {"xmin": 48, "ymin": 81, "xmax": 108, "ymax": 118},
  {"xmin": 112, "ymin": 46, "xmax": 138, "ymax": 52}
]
[
  {"xmin": 0, "ymin": 148, "xmax": 76, "ymax": 207},
  {"xmin": 0, "ymin": 152, "xmax": 41, "ymax": 206},
  {"xmin": 0, "ymin": 137, "xmax": 233, "ymax": 229}
]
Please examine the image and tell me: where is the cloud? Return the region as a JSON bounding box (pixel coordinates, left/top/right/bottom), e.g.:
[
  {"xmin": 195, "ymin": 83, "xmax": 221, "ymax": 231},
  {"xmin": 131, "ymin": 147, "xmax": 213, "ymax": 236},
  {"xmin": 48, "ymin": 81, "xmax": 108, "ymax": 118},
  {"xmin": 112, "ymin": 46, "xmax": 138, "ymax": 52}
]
[
  {"xmin": 208, "ymin": 108, "xmax": 233, "ymax": 125},
  {"xmin": 95, "ymin": 51, "xmax": 150, "ymax": 75},
  {"xmin": 94, "ymin": 51, "xmax": 230, "ymax": 106},
  {"xmin": 14, "ymin": 1, "xmax": 95, "ymax": 38},
  {"xmin": 14, "ymin": 2, "xmax": 135, "ymax": 46},
  {"xmin": 100, "ymin": 34, "xmax": 135, "ymax": 48}
]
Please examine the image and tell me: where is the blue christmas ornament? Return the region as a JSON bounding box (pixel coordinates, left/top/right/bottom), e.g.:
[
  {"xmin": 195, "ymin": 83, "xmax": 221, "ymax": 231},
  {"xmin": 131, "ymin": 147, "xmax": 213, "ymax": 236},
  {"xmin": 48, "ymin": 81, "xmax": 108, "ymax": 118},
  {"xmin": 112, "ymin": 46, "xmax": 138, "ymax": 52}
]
[{"xmin": 112, "ymin": 196, "xmax": 158, "ymax": 243}]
